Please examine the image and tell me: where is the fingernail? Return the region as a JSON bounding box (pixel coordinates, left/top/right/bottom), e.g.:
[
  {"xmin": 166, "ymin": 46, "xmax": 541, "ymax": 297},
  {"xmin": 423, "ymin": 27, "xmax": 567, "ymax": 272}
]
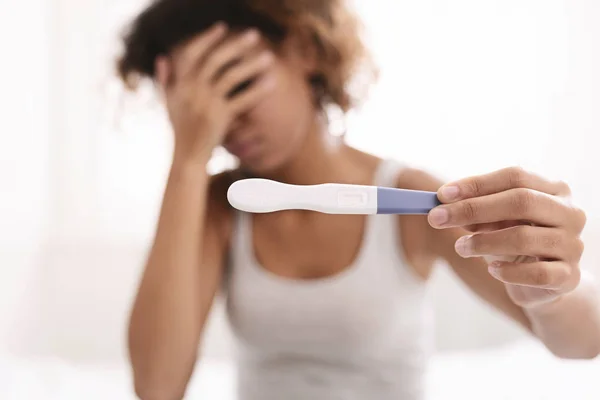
[
  {"xmin": 428, "ymin": 207, "xmax": 449, "ymax": 227},
  {"xmin": 214, "ymin": 21, "xmax": 227, "ymax": 31},
  {"xmin": 455, "ymin": 235, "xmax": 473, "ymax": 257},
  {"xmin": 440, "ymin": 185, "xmax": 460, "ymax": 202},
  {"xmin": 488, "ymin": 265, "xmax": 502, "ymax": 279},
  {"xmin": 245, "ymin": 30, "xmax": 259, "ymax": 42}
]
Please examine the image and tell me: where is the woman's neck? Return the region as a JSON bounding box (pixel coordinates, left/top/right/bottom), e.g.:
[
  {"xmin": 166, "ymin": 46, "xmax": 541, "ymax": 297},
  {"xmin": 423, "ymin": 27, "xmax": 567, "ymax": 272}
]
[{"xmin": 258, "ymin": 120, "xmax": 362, "ymax": 186}]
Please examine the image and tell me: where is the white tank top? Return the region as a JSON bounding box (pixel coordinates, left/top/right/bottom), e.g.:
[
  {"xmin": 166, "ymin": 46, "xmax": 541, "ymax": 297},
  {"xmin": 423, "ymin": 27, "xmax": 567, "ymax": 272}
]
[{"xmin": 224, "ymin": 159, "xmax": 434, "ymax": 400}]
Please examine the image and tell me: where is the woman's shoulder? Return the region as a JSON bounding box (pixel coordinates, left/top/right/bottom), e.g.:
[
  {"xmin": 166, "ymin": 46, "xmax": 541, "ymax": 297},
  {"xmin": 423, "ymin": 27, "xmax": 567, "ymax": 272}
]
[
  {"xmin": 394, "ymin": 164, "xmax": 445, "ymax": 193},
  {"xmin": 206, "ymin": 168, "xmax": 242, "ymax": 244}
]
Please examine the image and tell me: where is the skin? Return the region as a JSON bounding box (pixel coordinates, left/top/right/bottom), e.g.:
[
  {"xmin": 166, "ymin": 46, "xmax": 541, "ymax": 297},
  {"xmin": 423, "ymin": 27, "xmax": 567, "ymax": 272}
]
[{"xmin": 127, "ymin": 22, "xmax": 600, "ymax": 400}]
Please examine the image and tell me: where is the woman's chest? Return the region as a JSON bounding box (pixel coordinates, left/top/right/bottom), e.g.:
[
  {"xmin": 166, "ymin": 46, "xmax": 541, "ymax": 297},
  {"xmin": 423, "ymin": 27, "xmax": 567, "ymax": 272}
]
[
  {"xmin": 249, "ymin": 212, "xmax": 369, "ymax": 280},
  {"xmin": 225, "ymin": 266, "xmax": 421, "ymax": 356}
]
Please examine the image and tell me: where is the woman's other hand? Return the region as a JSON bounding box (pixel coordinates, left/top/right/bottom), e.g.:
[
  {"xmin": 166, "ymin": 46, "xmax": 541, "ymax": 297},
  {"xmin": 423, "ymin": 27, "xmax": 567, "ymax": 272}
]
[{"xmin": 155, "ymin": 23, "xmax": 276, "ymax": 165}]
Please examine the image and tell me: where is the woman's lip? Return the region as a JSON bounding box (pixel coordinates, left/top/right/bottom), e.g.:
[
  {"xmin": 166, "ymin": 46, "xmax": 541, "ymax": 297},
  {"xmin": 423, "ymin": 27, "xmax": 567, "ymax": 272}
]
[{"xmin": 225, "ymin": 140, "xmax": 260, "ymax": 159}]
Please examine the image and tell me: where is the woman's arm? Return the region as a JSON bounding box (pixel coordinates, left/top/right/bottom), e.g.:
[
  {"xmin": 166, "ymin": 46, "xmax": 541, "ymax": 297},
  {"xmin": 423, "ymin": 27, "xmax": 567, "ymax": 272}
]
[
  {"xmin": 127, "ymin": 24, "xmax": 276, "ymax": 400},
  {"xmin": 128, "ymin": 163, "xmax": 230, "ymax": 400},
  {"xmin": 431, "ymin": 224, "xmax": 600, "ymax": 359},
  {"xmin": 523, "ymin": 269, "xmax": 600, "ymax": 359}
]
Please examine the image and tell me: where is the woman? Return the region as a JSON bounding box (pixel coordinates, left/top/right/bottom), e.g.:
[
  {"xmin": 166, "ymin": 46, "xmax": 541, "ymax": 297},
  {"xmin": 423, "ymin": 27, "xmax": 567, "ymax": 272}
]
[{"xmin": 118, "ymin": 1, "xmax": 600, "ymax": 399}]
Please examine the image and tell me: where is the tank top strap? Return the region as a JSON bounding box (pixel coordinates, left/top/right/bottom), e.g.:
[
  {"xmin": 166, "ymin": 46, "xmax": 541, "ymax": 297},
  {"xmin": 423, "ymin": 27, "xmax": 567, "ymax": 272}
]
[
  {"xmin": 231, "ymin": 208, "xmax": 251, "ymax": 260},
  {"xmin": 361, "ymin": 158, "xmax": 427, "ymax": 286}
]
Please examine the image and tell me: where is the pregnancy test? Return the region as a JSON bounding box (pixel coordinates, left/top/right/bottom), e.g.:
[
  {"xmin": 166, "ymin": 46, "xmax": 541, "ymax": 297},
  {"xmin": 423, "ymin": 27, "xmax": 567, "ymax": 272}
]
[{"xmin": 227, "ymin": 178, "xmax": 440, "ymax": 215}]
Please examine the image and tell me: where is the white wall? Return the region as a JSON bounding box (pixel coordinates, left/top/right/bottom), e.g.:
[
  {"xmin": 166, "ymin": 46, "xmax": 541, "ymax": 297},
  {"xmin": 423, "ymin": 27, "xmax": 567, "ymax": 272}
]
[
  {"xmin": 0, "ymin": 0, "xmax": 51, "ymax": 353},
  {"xmin": 1, "ymin": 0, "xmax": 599, "ymax": 364}
]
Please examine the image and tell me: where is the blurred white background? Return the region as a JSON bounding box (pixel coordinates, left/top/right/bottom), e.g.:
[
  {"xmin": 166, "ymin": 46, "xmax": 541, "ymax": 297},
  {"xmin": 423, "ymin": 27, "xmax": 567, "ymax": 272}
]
[{"xmin": 1, "ymin": 0, "xmax": 599, "ymax": 399}]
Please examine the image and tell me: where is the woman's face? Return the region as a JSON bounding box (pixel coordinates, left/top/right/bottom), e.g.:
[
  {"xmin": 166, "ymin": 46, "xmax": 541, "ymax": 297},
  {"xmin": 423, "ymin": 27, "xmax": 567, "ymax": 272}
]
[{"xmin": 221, "ymin": 37, "xmax": 319, "ymax": 174}]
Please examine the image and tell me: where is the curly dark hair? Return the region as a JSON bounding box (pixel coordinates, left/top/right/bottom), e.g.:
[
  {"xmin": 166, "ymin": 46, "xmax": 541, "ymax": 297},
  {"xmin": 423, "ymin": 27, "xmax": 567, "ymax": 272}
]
[{"xmin": 116, "ymin": 0, "xmax": 377, "ymax": 112}]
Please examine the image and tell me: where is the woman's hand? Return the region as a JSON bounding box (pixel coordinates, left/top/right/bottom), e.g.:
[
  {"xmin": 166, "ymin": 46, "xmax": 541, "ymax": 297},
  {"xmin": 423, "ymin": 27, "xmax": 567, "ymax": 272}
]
[
  {"xmin": 155, "ymin": 23, "xmax": 276, "ymax": 165},
  {"xmin": 428, "ymin": 166, "xmax": 587, "ymax": 309}
]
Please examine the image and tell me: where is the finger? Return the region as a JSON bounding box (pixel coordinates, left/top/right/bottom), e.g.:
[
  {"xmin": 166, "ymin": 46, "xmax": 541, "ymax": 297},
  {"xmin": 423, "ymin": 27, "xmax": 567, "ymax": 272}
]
[
  {"xmin": 228, "ymin": 73, "xmax": 276, "ymax": 115},
  {"xmin": 428, "ymin": 188, "xmax": 583, "ymax": 231},
  {"xmin": 172, "ymin": 22, "xmax": 228, "ymax": 81},
  {"xmin": 215, "ymin": 50, "xmax": 274, "ymax": 97},
  {"xmin": 200, "ymin": 29, "xmax": 261, "ymax": 83},
  {"xmin": 455, "ymin": 226, "xmax": 584, "ymax": 263},
  {"xmin": 464, "ymin": 220, "xmax": 523, "ymax": 233},
  {"xmin": 488, "ymin": 260, "xmax": 576, "ymax": 290},
  {"xmin": 438, "ymin": 166, "xmax": 571, "ymax": 203}
]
